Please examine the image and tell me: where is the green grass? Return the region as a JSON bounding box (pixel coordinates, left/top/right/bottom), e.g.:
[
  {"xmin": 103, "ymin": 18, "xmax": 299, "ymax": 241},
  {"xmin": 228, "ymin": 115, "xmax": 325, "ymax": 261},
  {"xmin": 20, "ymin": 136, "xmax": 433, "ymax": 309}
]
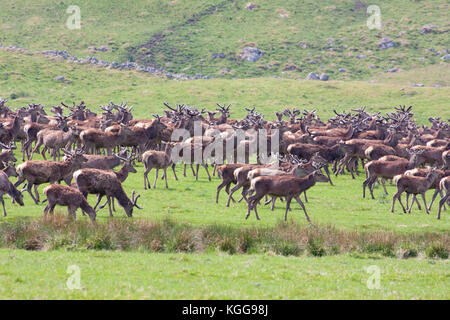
[
  {"xmin": 0, "ymin": 49, "xmax": 449, "ymax": 235},
  {"xmin": 0, "ymin": 249, "xmax": 448, "ymax": 299},
  {"xmin": 0, "ymin": 44, "xmax": 449, "ymax": 299},
  {"xmin": 0, "ymin": 0, "xmax": 449, "ymax": 79}
]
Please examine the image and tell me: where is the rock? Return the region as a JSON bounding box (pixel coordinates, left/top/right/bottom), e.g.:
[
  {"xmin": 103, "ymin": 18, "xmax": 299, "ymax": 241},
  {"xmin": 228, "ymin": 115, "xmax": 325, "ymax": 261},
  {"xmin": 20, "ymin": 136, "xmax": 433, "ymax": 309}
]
[
  {"xmin": 245, "ymin": 2, "xmax": 256, "ymax": 10},
  {"xmin": 319, "ymin": 73, "xmax": 329, "ymax": 81},
  {"xmin": 356, "ymin": 54, "xmax": 366, "ymax": 59},
  {"xmin": 299, "ymin": 42, "xmax": 308, "ymax": 48},
  {"xmin": 411, "ymin": 83, "xmax": 424, "ymax": 87},
  {"xmin": 421, "ymin": 25, "xmax": 438, "ymax": 34},
  {"xmin": 306, "ymin": 72, "xmax": 319, "ymax": 80},
  {"xmin": 368, "ymin": 64, "xmax": 377, "ymax": 69},
  {"xmin": 239, "ymin": 46, "xmax": 264, "ymax": 62},
  {"xmin": 378, "ymin": 37, "xmax": 395, "ymax": 50},
  {"xmin": 441, "ymin": 54, "xmax": 450, "ymax": 60},
  {"xmin": 418, "ymin": 57, "xmax": 425, "ymax": 62},
  {"xmin": 387, "ymin": 67, "xmax": 398, "ymax": 73},
  {"xmin": 338, "ymin": 68, "xmax": 346, "ymax": 72},
  {"xmin": 283, "ymin": 64, "xmax": 297, "ymax": 71},
  {"xmin": 219, "ymin": 68, "xmax": 233, "ymax": 75},
  {"xmin": 54, "ymin": 75, "xmax": 65, "ymax": 81},
  {"xmin": 97, "ymin": 46, "xmax": 109, "ymax": 52},
  {"xmin": 211, "ymin": 53, "xmax": 226, "ymax": 59}
]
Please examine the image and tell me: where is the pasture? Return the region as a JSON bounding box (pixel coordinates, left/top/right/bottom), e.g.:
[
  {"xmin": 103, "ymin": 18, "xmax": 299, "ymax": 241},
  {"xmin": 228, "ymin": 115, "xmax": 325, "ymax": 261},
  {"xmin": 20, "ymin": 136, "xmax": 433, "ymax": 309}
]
[{"xmin": 0, "ymin": 42, "xmax": 449, "ymax": 299}]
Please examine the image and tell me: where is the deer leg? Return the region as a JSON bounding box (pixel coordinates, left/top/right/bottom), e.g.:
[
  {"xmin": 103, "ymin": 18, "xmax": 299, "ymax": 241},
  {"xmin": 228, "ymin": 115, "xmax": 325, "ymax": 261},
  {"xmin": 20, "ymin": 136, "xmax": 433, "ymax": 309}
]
[
  {"xmin": 225, "ymin": 182, "xmax": 236, "ymax": 203},
  {"xmin": 33, "ymin": 185, "xmax": 40, "ymax": 203},
  {"xmin": 49, "ymin": 203, "xmax": 56, "ymax": 215},
  {"xmin": 0, "ymin": 196, "xmax": 6, "ymax": 217},
  {"xmin": 294, "ymin": 196, "xmax": 311, "ymax": 223},
  {"xmin": 111, "ymin": 197, "xmax": 116, "ymax": 212},
  {"xmin": 284, "ymin": 197, "xmax": 292, "ymax": 221},
  {"xmin": 171, "ymin": 163, "xmax": 178, "ymax": 181},
  {"xmin": 421, "ymin": 193, "xmax": 429, "ymax": 214},
  {"xmin": 439, "ymin": 190, "xmax": 447, "ymax": 211},
  {"xmin": 363, "ymin": 177, "xmax": 371, "ymax": 198},
  {"xmin": 107, "ymin": 197, "xmax": 113, "ymax": 217},
  {"xmin": 164, "ymin": 168, "xmax": 168, "ymax": 188},
  {"xmin": 323, "ymin": 165, "xmax": 333, "ymax": 186},
  {"xmin": 153, "ymin": 169, "xmax": 159, "ymax": 189},
  {"xmin": 381, "ymin": 178, "xmax": 388, "ymax": 195},
  {"xmin": 93, "ymin": 194, "xmax": 104, "ymax": 210},
  {"xmin": 144, "ymin": 167, "xmax": 151, "ymax": 190},
  {"xmin": 183, "ymin": 163, "xmax": 187, "ymax": 177},
  {"xmin": 406, "ymin": 193, "xmax": 411, "ymax": 212},
  {"xmin": 216, "ymin": 180, "xmax": 227, "ymax": 203},
  {"xmin": 25, "ymin": 183, "xmax": 38, "ymax": 204},
  {"xmin": 195, "ymin": 164, "xmax": 200, "ymax": 181},
  {"xmin": 303, "ymin": 191, "xmax": 308, "ymax": 203},
  {"xmin": 270, "ymin": 197, "xmax": 276, "ymax": 211},
  {"xmin": 190, "ymin": 163, "xmax": 196, "ymax": 176},
  {"xmin": 202, "ymin": 163, "xmax": 212, "ymax": 181},
  {"xmin": 212, "ymin": 164, "xmax": 217, "ymax": 177},
  {"xmin": 227, "ymin": 183, "xmax": 242, "ymax": 207},
  {"xmin": 428, "ymin": 189, "xmax": 440, "ymax": 211},
  {"xmin": 368, "ymin": 177, "xmax": 377, "ymax": 199},
  {"xmin": 43, "ymin": 203, "xmax": 51, "ymax": 218},
  {"xmin": 413, "ymin": 195, "xmax": 422, "ymax": 211},
  {"xmin": 437, "ymin": 194, "xmax": 449, "ymax": 219}
]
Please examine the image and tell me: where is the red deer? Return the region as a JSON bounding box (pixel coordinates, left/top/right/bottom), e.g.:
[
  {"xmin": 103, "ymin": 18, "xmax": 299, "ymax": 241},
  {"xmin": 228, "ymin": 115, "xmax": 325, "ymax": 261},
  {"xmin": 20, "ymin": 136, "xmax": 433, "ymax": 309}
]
[
  {"xmin": 15, "ymin": 149, "xmax": 88, "ymax": 204},
  {"xmin": 246, "ymin": 164, "xmax": 329, "ymax": 222},
  {"xmin": 73, "ymin": 168, "xmax": 141, "ymax": 217},
  {"xmin": 363, "ymin": 149, "xmax": 423, "ymax": 199},
  {"xmin": 437, "ymin": 176, "xmax": 450, "ymax": 219},
  {"xmin": 391, "ymin": 168, "xmax": 440, "ymax": 214},
  {"xmin": 142, "ymin": 143, "xmax": 177, "ymax": 189},
  {"xmin": 42, "ymin": 184, "xmax": 96, "ymax": 222},
  {"xmin": 0, "ymin": 165, "xmax": 24, "ymax": 216}
]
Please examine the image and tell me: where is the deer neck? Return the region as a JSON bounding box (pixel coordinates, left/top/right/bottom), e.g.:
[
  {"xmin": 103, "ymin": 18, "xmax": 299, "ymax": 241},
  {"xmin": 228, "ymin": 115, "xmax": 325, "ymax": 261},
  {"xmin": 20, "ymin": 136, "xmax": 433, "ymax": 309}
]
[{"xmin": 115, "ymin": 165, "xmax": 128, "ymax": 182}]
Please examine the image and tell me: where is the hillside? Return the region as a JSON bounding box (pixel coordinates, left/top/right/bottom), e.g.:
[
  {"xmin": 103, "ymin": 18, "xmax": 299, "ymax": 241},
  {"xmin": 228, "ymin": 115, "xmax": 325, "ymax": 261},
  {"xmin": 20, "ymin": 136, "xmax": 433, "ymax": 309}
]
[
  {"xmin": 1, "ymin": 49, "xmax": 449, "ymax": 124},
  {"xmin": 0, "ymin": 0, "xmax": 448, "ymax": 80}
]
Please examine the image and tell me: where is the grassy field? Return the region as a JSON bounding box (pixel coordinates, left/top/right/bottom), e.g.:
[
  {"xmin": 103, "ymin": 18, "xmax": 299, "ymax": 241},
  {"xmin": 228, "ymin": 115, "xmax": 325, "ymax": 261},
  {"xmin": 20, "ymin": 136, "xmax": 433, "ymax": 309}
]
[
  {"xmin": 0, "ymin": 45, "xmax": 449, "ymax": 299},
  {"xmin": 0, "ymin": 0, "xmax": 449, "ymax": 79},
  {"xmin": 0, "ymin": 249, "xmax": 448, "ymax": 299}
]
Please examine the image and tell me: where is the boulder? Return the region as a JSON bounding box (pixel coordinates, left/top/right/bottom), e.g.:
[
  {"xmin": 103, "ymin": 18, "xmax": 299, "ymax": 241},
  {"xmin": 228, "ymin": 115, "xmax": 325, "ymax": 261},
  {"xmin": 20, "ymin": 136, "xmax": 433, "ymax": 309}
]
[
  {"xmin": 306, "ymin": 72, "xmax": 319, "ymax": 80},
  {"xmin": 421, "ymin": 25, "xmax": 438, "ymax": 34},
  {"xmin": 239, "ymin": 47, "xmax": 264, "ymax": 62},
  {"xmin": 319, "ymin": 73, "xmax": 329, "ymax": 81},
  {"xmin": 378, "ymin": 37, "xmax": 395, "ymax": 50}
]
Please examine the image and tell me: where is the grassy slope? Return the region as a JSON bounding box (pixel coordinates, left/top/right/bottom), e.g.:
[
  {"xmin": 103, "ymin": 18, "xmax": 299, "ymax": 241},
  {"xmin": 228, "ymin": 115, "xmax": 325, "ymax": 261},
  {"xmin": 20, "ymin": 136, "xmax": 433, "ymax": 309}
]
[
  {"xmin": 0, "ymin": 249, "xmax": 448, "ymax": 299},
  {"xmin": 0, "ymin": 49, "xmax": 449, "ymax": 234},
  {"xmin": 0, "ymin": 0, "xmax": 448, "ymax": 79},
  {"xmin": 0, "ymin": 48, "xmax": 449, "ymax": 299}
]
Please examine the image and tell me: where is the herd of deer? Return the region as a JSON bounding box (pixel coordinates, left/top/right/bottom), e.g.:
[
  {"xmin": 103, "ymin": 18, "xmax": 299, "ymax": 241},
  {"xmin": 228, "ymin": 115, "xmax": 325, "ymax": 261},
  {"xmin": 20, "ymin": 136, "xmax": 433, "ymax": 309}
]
[{"xmin": 0, "ymin": 97, "xmax": 448, "ymax": 223}]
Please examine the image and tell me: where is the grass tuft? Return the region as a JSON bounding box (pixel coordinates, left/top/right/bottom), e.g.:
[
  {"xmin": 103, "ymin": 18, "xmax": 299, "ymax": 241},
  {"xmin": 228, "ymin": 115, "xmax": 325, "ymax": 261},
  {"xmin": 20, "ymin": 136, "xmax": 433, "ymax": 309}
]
[{"xmin": 0, "ymin": 215, "xmax": 447, "ymax": 259}]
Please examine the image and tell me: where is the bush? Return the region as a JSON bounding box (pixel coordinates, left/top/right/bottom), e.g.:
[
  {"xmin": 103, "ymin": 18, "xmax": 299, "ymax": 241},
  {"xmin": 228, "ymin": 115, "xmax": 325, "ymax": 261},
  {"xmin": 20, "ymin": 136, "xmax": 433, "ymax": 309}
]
[{"xmin": 426, "ymin": 244, "xmax": 449, "ymax": 259}]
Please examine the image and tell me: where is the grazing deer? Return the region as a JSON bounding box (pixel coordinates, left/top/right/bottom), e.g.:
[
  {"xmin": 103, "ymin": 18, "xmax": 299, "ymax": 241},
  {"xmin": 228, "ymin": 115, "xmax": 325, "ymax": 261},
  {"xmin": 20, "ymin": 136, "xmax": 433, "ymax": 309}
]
[
  {"xmin": 93, "ymin": 153, "xmax": 137, "ymax": 213},
  {"xmin": 42, "ymin": 184, "xmax": 96, "ymax": 222},
  {"xmin": 0, "ymin": 142, "xmax": 17, "ymax": 169},
  {"xmin": 246, "ymin": 163, "xmax": 329, "ymax": 222},
  {"xmin": 437, "ymin": 176, "xmax": 450, "ymax": 219},
  {"xmin": 0, "ymin": 164, "xmax": 24, "ymax": 216},
  {"xmin": 391, "ymin": 168, "xmax": 440, "ymax": 214},
  {"xmin": 142, "ymin": 143, "xmax": 177, "ymax": 189},
  {"xmin": 14, "ymin": 149, "xmax": 88, "ymax": 204},
  {"xmin": 73, "ymin": 168, "xmax": 141, "ymax": 217}
]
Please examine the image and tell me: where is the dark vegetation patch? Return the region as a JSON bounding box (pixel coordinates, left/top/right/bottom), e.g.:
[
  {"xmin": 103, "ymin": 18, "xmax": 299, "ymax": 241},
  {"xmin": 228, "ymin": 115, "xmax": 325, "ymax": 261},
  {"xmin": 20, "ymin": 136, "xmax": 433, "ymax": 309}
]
[{"xmin": 0, "ymin": 214, "xmax": 447, "ymax": 259}]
